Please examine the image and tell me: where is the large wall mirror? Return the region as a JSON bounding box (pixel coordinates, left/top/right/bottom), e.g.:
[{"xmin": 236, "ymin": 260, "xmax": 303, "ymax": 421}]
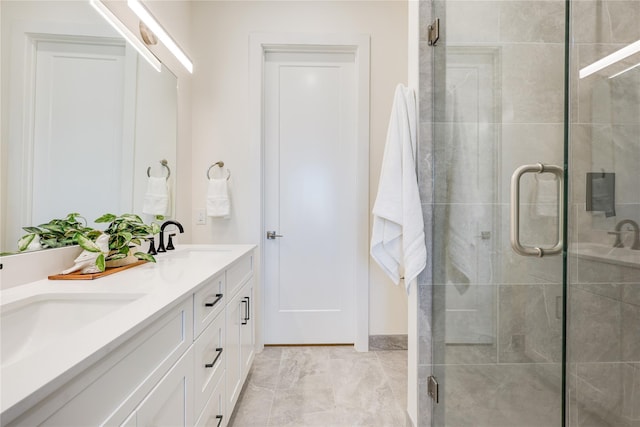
[{"xmin": 1, "ymin": 0, "xmax": 178, "ymax": 253}]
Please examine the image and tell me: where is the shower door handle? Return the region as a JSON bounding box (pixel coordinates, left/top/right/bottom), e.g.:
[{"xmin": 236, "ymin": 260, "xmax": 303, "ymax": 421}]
[{"xmin": 510, "ymin": 163, "xmax": 564, "ymax": 257}]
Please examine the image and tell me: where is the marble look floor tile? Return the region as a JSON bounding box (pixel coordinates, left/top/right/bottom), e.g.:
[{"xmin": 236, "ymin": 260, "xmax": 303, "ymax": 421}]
[
  {"xmin": 277, "ymin": 347, "xmax": 332, "ymax": 390},
  {"xmin": 228, "ymin": 346, "xmax": 407, "ymax": 427},
  {"xmin": 227, "ymin": 382, "xmax": 274, "ymax": 427},
  {"xmin": 268, "ymin": 387, "xmax": 336, "ymax": 426},
  {"xmin": 376, "ymin": 351, "xmax": 409, "ymax": 409}
]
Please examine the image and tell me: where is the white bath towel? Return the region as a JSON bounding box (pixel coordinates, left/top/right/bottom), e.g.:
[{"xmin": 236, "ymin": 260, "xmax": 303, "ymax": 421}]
[
  {"xmin": 142, "ymin": 177, "xmax": 169, "ymax": 216},
  {"xmin": 370, "ymin": 84, "xmax": 427, "ymax": 292},
  {"xmin": 207, "ymin": 178, "xmax": 231, "ymax": 218}
]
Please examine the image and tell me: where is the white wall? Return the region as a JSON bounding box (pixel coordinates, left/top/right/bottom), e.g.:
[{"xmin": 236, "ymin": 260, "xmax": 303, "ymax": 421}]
[{"xmin": 190, "ymin": 0, "xmax": 409, "ymax": 337}]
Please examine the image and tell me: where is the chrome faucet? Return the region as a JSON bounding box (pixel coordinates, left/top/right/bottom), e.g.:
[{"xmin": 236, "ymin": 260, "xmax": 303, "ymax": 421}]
[
  {"xmin": 158, "ymin": 220, "xmax": 184, "ymax": 252},
  {"xmin": 608, "ymin": 219, "xmax": 640, "ymax": 250}
]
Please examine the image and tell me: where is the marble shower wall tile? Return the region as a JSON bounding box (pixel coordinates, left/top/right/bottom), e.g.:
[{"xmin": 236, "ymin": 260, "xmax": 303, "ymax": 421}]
[
  {"xmin": 574, "ymin": 362, "xmax": 632, "ymax": 427},
  {"xmin": 499, "ymin": 1, "xmax": 566, "ymax": 44},
  {"xmin": 445, "ymin": 1, "xmax": 500, "ymax": 43},
  {"xmin": 572, "ymin": 1, "xmax": 640, "ymax": 44},
  {"xmin": 570, "ymin": 288, "xmax": 622, "ymax": 363},
  {"xmin": 501, "ymin": 43, "xmax": 565, "ymax": 124},
  {"xmin": 434, "ymin": 362, "xmax": 562, "ymax": 426}
]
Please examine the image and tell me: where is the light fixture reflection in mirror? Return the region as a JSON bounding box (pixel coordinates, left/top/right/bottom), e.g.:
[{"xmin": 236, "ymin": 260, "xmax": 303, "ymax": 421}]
[
  {"xmin": 89, "ymin": 0, "xmax": 161, "ymax": 72},
  {"xmin": 579, "ymin": 38, "xmax": 640, "ymax": 79},
  {"xmin": 128, "ymin": 0, "xmax": 193, "ymax": 73}
]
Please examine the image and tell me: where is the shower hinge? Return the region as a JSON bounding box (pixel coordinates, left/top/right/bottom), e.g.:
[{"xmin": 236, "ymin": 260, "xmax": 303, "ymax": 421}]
[
  {"xmin": 428, "ymin": 375, "xmax": 439, "ymax": 403},
  {"xmin": 428, "ymin": 19, "xmax": 440, "ymax": 46}
]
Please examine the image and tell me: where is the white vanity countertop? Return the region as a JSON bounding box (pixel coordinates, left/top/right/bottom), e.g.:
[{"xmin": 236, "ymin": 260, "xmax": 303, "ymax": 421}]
[{"xmin": 0, "ymin": 244, "xmax": 255, "ymax": 423}]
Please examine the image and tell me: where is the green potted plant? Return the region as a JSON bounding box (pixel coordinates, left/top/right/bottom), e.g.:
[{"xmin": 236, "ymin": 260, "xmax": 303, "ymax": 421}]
[
  {"xmin": 16, "ymin": 212, "xmax": 160, "ymax": 272},
  {"xmin": 93, "ymin": 213, "xmax": 160, "ymax": 267},
  {"xmin": 17, "ymin": 212, "xmax": 99, "ymax": 252}
]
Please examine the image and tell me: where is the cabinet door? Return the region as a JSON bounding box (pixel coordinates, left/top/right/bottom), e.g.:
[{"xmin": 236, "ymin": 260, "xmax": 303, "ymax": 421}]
[
  {"xmin": 135, "ymin": 347, "xmax": 194, "ymax": 427},
  {"xmin": 195, "ymin": 376, "xmax": 226, "ymax": 427},
  {"xmin": 195, "ymin": 310, "xmax": 225, "ymax": 418},
  {"xmin": 240, "ymin": 280, "xmax": 255, "ymax": 380},
  {"xmin": 225, "ymin": 289, "xmax": 243, "ymax": 411}
]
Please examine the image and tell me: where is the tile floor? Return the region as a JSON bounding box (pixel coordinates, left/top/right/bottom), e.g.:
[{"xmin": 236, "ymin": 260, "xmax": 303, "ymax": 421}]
[{"xmin": 227, "ymin": 346, "xmax": 408, "ymax": 427}]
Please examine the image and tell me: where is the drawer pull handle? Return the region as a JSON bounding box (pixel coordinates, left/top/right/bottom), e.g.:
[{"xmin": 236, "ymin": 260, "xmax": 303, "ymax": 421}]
[
  {"xmin": 216, "ymin": 415, "xmax": 223, "ymax": 427},
  {"xmin": 205, "ymin": 347, "xmax": 223, "ymax": 368},
  {"xmin": 205, "ymin": 294, "xmax": 223, "ymax": 308},
  {"xmin": 241, "ymin": 297, "xmax": 250, "ymax": 325}
]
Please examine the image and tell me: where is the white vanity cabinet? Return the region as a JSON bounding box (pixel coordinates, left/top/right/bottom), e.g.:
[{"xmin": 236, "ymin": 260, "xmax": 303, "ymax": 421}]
[
  {"xmin": 7, "ymin": 297, "xmax": 194, "ymax": 427},
  {"xmin": 3, "ymin": 247, "xmax": 255, "ymax": 427}
]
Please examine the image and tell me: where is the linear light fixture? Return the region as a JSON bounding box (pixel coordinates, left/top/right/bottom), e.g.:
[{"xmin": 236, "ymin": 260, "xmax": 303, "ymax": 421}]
[
  {"xmin": 89, "ymin": 0, "xmax": 162, "ymax": 72},
  {"xmin": 127, "ymin": 0, "xmax": 193, "ymax": 74},
  {"xmin": 609, "ymin": 61, "xmax": 640, "ymax": 79},
  {"xmin": 579, "ymin": 39, "xmax": 640, "ymax": 79}
]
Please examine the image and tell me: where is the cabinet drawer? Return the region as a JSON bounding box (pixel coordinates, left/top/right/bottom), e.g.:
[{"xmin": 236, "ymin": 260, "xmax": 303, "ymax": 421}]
[
  {"xmin": 15, "ymin": 298, "xmax": 193, "ymax": 427},
  {"xmin": 194, "ymin": 310, "xmax": 225, "ymax": 417},
  {"xmin": 196, "ymin": 375, "xmax": 226, "ymax": 427},
  {"xmin": 194, "ymin": 272, "xmax": 225, "ymax": 337},
  {"xmin": 226, "ymin": 253, "xmax": 253, "ymax": 299}
]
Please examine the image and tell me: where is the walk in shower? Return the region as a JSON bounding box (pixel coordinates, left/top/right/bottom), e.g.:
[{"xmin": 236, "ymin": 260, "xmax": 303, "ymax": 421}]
[{"xmin": 420, "ymin": 0, "xmax": 640, "ymax": 425}]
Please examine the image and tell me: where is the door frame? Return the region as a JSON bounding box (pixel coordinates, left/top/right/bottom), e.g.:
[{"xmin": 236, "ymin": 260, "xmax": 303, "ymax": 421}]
[{"xmin": 249, "ymin": 33, "xmax": 371, "ymax": 351}]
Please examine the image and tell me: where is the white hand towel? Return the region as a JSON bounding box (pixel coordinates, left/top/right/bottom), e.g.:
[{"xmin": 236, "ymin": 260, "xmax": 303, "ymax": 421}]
[
  {"xmin": 207, "ymin": 178, "xmax": 231, "ymax": 218},
  {"xmin": 142, "ymin": 177, "xmax": 169, "ymax": 216},
  {"xmin": 370, "ymin": 84, "xmax": 427, "ymax": 293}
]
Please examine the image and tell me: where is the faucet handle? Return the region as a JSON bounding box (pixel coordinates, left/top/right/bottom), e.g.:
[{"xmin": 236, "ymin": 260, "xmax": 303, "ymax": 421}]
[
  {"xmin": 167, "ymin": 234, "xmax": 176, "ymax": 251},
  {"xmin": 147, "ymin": 237, "xmax": 157, "ymax": 255}
]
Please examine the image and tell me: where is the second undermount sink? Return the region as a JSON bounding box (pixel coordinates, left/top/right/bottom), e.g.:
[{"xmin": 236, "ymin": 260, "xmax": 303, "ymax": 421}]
[
  {"xmin": 0, "ymin": 292, "xmax": 143, "ymax": 368},
  {"xmin": 157, "ymin": 246, "xmax": 233, "ymax": 261}
]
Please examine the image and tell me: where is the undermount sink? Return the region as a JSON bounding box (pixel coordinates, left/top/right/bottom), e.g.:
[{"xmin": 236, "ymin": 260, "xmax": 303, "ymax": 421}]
[
  {"xmin": 571, "ymin": 242, "xmax": 640, "ymax": 268},
  {"xmin": 1, "ymin": 292, "xmax": 143, "ymax": 368},
  {"xmin": 157, "ymin": 246, "xmax": 233, "ymax": 260}
]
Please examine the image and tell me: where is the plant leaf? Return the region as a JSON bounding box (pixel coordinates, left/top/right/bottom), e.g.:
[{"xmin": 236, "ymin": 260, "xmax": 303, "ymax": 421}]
[
  {"xmin": 18, "ymin": 234, "xmax": 36, "ymax": 251},
  {"xmin": 87, "ymin": 230, "xmax": 103, "ymax": 239},
  {"xmin": 122, "ymin": 213, "xmax": 143, "ymax": 223},
  {"xmin": 75, "ymin": 233, "xmax": 101, "ymax": 252},
  {"xmin": 150, "ymin": 223, "xmax": 161, "ymax": 235},
  {"xmin": 108, "ymin": 252, "xmax": 127, "ymax": 261},
  {"xmin": 22, "ymin": 226, "xmax": 42, "ymax": 234},
  {"xmin": 95, "ymin": 213, "xmax": 116, "ymax": 223},
  {"xmin": 41, "ymin": 238, "xmax": 62, "ymax": 248},
  {"xmin": 95, "ymin": 253, "xmax": 105, "ymax": 272},
  {"xmin": 39, "ymin": 223, "xmax": 64, "ymax": 234},
  {"xmin": 134, "ymin": 252, "xmax": 156, "ymax": 263}
]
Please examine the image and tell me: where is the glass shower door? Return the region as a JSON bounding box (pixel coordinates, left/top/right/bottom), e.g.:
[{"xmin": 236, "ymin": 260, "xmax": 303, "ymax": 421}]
[
  {"xmin": 431, "ymin": 0, "xmax": 568, "ymax": 425},
  {"xmin": 567, "ymin": 1, "xmax": 640, "ymax": 425}
]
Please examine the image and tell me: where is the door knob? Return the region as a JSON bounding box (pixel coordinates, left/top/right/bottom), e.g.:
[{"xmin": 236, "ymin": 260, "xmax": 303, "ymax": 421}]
[{"xmin": 266, "ymin": 231, "xmax": 283, "ymax": 240}]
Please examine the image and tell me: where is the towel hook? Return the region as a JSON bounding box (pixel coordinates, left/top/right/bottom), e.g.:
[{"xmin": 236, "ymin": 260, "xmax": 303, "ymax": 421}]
[
  {"xmin": 207, "ymin": 161, "xmax": 231, "ymax": 181},
  {"xmin": 147, "ymin": 159, "xmax": 171, "ymax": 180}
]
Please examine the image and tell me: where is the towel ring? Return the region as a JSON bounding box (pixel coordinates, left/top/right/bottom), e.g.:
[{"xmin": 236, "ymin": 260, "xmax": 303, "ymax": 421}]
[
  {"xmin": 207, "ymin": 161, "xmax": 231, "ymax": 180},
  {"xmin": 147, "ymin": 159, "xmax": 171, "ymax": 180}
]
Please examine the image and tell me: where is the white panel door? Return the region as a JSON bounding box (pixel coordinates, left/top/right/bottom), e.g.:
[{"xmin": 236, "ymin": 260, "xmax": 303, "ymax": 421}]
[
  {"xmin": 264, "ymin": 51, "xmax": 358, "ymax": 344},
  {"xmin": 32, "ymin": 40, "xmax": 131, "ymax": 227}
]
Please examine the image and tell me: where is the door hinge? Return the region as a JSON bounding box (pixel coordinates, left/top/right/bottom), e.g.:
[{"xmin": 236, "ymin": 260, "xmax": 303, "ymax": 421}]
[
  {"xmin": 428, "ymin": 19, "xmax": 440, "ymax": 46},
  {"xmin": 428, "ymin": 375, "xmax": 439, "ymax": 403}
]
